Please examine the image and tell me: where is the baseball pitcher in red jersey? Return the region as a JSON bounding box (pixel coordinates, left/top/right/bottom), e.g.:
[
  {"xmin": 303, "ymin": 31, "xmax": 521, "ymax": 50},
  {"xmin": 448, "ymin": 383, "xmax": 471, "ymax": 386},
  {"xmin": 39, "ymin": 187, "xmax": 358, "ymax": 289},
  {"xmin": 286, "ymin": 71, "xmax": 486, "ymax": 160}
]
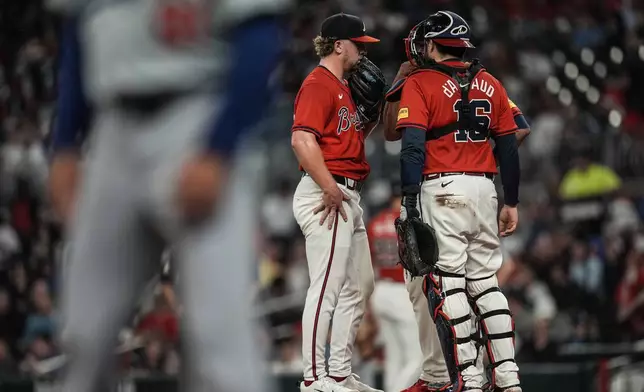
[
  {"xmin": 291, "ymin": 13, "xmax": 385, "ymax": 392},
  {"xmin": 368, "ymin": 181, "xmax": 424, "ymax": 392},
  {"xmin": 396, "ymin": 11, "xmax": 522, "ymax": 392}
]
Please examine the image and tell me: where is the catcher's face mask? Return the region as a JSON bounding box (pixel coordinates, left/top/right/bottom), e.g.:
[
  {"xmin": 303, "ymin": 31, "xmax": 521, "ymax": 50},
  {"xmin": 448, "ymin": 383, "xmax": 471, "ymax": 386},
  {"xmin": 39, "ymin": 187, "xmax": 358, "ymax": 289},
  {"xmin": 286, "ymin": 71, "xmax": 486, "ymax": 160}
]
[{"xmin": 404, "ymin": 21, "xmax": 429, "ymax": 67}]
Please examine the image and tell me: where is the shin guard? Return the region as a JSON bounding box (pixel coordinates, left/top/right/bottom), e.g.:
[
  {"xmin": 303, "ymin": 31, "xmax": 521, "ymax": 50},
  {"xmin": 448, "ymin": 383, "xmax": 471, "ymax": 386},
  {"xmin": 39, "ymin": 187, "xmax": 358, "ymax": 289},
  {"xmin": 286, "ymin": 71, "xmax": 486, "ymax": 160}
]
[
  {"xmin": 468, "ymin": 275, "xmax": 520, "ymax": 389},
  {"xmin": 424, "ymin": 271, "xmax": 480, "ymax": 391}
]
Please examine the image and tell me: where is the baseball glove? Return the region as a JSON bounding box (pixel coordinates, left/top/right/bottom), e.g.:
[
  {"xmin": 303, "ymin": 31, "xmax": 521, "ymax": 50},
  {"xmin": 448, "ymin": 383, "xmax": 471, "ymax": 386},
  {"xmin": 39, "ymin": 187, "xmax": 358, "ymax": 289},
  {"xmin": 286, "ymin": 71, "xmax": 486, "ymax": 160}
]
[
  {"xmin": 348, "ymin": 57, "xmax": 388, "ymax": 124},
  {"xmin": 394, "ymin": 217, "xmax": 439, "ymax": 277}
]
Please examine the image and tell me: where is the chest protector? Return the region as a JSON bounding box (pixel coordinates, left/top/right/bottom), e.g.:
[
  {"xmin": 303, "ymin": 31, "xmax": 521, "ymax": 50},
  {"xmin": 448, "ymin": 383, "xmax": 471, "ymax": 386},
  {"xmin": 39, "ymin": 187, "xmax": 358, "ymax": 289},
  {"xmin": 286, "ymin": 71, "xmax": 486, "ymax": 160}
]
[{"xmin": 386, "ymin": 59, "xmax": 488, "ymax": 141}]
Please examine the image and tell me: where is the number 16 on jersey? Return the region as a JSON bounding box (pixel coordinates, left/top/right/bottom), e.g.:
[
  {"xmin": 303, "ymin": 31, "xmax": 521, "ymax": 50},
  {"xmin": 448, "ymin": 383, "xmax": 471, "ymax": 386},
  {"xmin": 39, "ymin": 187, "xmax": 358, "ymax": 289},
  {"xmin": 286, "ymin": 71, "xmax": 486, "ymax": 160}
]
[{"xmin": 453, "ymin": 98, "xmax": 491, "ymax": 143}]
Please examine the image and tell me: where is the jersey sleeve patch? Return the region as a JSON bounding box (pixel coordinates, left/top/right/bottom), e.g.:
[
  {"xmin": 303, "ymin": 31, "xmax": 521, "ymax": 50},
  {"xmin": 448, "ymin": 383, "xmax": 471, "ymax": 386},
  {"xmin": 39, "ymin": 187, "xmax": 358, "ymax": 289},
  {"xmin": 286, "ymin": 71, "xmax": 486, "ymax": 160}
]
[{"xmin": 397, "ymin": 107, "xmax": 409, "ymax": 121}]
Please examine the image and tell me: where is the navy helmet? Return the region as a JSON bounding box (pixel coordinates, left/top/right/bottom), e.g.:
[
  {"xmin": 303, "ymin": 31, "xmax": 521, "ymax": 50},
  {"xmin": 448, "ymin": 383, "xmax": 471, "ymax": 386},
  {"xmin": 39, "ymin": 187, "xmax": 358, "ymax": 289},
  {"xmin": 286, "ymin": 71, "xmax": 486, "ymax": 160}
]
[{"xmin": 405, "ymin": 11, "xmax": 474, "ymax": 66}]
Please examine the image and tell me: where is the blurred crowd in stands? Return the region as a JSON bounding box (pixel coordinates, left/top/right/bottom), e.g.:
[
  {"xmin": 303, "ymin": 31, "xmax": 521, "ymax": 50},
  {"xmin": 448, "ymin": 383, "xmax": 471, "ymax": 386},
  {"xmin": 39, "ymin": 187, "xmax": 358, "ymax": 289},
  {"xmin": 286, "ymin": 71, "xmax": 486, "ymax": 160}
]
[{"xmin": 0, "ymin": 0, "xmax": 643, "ymax": 382}]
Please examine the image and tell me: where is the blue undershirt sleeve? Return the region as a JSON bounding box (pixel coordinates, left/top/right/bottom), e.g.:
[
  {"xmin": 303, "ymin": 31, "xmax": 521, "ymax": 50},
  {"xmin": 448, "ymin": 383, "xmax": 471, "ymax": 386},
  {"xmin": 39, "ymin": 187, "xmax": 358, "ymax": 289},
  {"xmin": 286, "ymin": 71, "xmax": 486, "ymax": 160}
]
[
  {"xmin": 52, "ymin": 16, "xmax": 90, "ymax": 152},
  {"xmin": 400, "ymin": 127, "xmax": 426, "ymax": 194},
  {"xmin": 495, "ymin": 133, "xmax": 520, "ymax": 206},
  {"xmin": 206, "ymin": 16, "xmax": 284, "ymax": 156}
]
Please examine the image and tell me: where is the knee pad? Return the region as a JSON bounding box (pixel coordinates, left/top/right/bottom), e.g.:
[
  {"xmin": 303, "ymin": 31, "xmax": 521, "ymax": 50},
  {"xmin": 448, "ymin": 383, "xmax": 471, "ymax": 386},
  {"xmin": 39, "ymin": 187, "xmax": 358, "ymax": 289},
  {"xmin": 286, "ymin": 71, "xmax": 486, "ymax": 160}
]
[
  {"xmin": 467, "ymin": 275, "xmax": 520, "ymax": 389},
  {"xmin": 424, "ymin": 270, "xmax": 478, "ymax": 390}
]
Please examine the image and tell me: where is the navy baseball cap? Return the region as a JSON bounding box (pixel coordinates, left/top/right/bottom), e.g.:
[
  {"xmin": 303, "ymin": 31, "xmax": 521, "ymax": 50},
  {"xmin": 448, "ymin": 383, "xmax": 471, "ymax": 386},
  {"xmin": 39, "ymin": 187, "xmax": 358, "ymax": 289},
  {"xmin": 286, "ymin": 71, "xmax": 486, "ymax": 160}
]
[{"xmin": 321, "ymin": 13, "xmax": 379, "ymax": 43}]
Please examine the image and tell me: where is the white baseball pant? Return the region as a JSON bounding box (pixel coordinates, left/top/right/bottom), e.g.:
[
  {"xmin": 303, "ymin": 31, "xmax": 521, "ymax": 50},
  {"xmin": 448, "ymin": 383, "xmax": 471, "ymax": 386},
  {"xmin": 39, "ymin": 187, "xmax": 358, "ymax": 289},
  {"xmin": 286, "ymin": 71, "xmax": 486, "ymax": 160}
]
[
  {"xmin": 370, "ymin": 280, "xmax": 424, "ymax": 391},
  {"xmin": 420, "ymin": 174, "xmax": 519, "ymax": 390},
  {"xmin": 293, "ymin": 175, "xmax": 375, "ymax": 381}
]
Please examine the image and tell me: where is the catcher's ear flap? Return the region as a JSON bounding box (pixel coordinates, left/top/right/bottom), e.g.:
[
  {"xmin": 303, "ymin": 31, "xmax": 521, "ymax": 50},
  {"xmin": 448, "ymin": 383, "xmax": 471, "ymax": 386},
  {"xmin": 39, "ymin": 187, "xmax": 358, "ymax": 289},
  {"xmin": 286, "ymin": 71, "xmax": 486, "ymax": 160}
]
[{"xmin": 385, "ymin": 78, "xmax": 406, "ymax": 102}]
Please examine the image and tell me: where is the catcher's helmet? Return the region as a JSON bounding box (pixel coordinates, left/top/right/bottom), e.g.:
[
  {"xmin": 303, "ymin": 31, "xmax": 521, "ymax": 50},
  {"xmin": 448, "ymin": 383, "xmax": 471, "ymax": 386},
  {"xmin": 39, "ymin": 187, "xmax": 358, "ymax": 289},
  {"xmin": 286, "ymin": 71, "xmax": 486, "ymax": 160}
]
[{"xmin": 405, "ymin": 11, "xmax": 474, "ymax": 66}]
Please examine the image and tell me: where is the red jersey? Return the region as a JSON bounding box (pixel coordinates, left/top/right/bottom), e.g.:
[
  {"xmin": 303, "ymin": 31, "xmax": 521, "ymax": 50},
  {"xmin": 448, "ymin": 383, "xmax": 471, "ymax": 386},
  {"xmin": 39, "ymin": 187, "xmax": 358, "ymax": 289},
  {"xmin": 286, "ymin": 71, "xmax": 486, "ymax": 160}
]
[
  {"xmin": 367, "ymin": 208, "xmax": 405, "ymax": 283},
  {"xmin": 395, "ymin": 60, "xmax": 517, "ymax": 175},
  {"xmin": 292, "ymin": 66, "xmax": 370, "ymax": 181}
]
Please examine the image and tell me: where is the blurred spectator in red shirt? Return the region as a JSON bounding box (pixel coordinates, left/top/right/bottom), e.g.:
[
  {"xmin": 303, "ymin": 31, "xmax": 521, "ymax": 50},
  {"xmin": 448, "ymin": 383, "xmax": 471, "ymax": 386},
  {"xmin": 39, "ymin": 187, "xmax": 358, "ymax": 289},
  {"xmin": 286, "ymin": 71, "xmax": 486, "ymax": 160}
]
[
  {"xmin": 8, "ymin": 177, "xmax": 39, "ymax": 260},
  {"xmin": 136, "ymin": 293, "xmax": 179, "ymax": 344},
  {"xmin": 616, "ymin": 233, "xmax": 644, "ymax": 338}
]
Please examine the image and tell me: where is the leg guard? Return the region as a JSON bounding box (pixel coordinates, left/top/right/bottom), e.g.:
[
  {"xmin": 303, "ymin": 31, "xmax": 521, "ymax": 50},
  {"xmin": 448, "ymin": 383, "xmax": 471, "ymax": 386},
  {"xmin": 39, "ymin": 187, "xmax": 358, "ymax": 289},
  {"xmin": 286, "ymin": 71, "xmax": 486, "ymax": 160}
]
[
  {"xmin": 467, "ymin": 275, "xmax": 520, "ymax": 389},
  {"xmin": 424, "ymin": 271, "xmax": 481, "ymax": 391}
]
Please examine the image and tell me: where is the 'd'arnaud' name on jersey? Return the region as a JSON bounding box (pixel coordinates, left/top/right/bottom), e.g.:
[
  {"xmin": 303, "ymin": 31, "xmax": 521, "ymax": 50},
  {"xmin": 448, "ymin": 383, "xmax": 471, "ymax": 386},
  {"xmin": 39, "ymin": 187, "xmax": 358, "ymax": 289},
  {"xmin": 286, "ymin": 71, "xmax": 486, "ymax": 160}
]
[{"xmin": 441, "ymin": 77, "xmax": 495, "ymax": 99}]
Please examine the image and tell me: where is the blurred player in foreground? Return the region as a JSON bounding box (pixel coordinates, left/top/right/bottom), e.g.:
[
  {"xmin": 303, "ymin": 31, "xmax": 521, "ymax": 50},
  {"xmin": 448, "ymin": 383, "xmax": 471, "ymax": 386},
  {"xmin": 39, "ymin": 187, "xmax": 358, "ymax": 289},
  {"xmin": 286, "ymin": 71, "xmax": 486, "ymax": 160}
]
[
  {"xmin": 47, "ymin": 0, "xmax": 290, "ymax": 391},
  {"xmin": 291, "ymin": 12, "xmax": 387, "ymax": 392},
  {"xmin": 395, "ymin": 11, "xmax": 523, "ymax": 392},
  {"xmin": 369, "ymin": 181, "xmax": 424, "ymax": 392}
]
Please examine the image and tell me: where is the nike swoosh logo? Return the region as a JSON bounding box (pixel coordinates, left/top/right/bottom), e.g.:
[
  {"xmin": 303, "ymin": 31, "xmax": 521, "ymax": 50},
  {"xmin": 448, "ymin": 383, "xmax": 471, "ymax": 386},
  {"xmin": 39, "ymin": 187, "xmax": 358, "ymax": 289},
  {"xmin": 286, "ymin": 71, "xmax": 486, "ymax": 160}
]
[
  {"xmin": 314, "ymin": 389, "xmax": 326, "ymax": 392},
  {"xmin": 460, "ymin": 83, "xmax": 470, "ymax": 88},
  {"xmin": 441, "ymin": 180, "xmax": 453, "ymax": 188}
]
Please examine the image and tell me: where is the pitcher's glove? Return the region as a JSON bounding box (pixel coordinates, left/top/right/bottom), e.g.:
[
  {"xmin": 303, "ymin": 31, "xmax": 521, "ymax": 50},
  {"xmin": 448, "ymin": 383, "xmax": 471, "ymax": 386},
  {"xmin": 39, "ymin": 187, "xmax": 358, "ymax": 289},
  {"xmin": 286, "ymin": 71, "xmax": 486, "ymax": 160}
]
[
  {"xmin": 348, "ymin": 57, "xmax": 388, "ymax": 124},
  {"xmin": 395, "ymin": 216, "xmax": 439, "ymax": 277}
]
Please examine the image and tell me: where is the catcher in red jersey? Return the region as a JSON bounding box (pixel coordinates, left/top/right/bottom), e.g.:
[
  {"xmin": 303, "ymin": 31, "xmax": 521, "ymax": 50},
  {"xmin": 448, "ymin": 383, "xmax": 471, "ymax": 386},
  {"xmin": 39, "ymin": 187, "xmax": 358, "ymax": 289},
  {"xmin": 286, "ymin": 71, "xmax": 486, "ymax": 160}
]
[
  {"xmin": 395, "ymin": 11, "xmax": 522, "ymax": 392},
  {"xmin": 383, "ymin": 71, "xmax": 530, "ymax": 392},
  {"xmin": 291, "ymin": 13, "xmax": 388, "ymax": 392},
  {"xmin": 385, "ymin": 94, "xmax": 529, "ymax": 392},
  {"xmin": 368, "ymin": 181, "xmax": 424, "ymax": 392},
  {"xmin": 382, "ymin": 62, "xmax": 530, "ymax": 392}
]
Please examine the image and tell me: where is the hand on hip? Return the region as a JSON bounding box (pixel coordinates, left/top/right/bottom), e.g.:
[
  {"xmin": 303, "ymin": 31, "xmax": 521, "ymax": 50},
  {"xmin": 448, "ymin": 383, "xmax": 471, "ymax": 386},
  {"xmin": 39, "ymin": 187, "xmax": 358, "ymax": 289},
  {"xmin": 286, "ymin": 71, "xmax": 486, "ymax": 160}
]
[{"xmin": 313, "ymin": 185, "xmax": 350, "ymax": 229}]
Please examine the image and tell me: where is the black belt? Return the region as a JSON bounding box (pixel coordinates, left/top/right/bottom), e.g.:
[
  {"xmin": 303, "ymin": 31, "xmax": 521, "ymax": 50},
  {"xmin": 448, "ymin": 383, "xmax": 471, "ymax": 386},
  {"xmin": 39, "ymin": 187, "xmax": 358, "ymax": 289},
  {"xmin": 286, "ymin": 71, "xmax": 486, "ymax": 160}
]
[
  {"xmin": 424, "ymin": 172, "xmax": 495, "ymax": 181},
  {"xmin": 332, "ymin": 174, "xmax": 364, "ymax": 192},
  {"xmin": 302, "ymin": 173, "xmax": 364, "ymax": 192},
  {"xmin": 115, "ymin": 91, "xmax": 181, "ymax": 114}
]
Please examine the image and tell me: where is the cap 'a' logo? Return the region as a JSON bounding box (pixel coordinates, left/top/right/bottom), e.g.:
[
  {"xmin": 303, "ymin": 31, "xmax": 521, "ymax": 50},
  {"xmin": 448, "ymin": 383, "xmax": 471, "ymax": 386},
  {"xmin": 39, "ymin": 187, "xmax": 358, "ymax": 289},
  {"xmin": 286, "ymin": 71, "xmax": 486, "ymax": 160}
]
[
  {"xmin": 362, "ymin": 21, "xmax": 366, "ymax": 32},
  {"xmin": 397, "ymin": 107, "xmax": 409, "ymax": 121},
  {"xmin": 450, "ymin": 25, "xmax": 468, "ymax": 35}
]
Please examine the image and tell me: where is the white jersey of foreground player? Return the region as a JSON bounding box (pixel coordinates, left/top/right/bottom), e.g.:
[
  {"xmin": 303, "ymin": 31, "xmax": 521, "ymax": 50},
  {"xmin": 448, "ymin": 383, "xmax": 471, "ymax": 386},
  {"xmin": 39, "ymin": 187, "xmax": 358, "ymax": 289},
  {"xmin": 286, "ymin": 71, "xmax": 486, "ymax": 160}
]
[{"xmin": 47, "ymin": 0, "xmax": 291, "ymax": 105}]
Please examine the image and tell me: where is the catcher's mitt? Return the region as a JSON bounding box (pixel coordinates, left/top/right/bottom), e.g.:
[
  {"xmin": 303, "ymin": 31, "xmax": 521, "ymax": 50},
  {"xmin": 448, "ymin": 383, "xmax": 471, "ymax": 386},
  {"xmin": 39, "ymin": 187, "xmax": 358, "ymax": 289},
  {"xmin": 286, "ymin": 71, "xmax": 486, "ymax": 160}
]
[
  {"xmin": 395, "ymin": 217, "xmax": 439, "ymax": 277},
  {"xmin": 348, "ymin": 57, "xmax": 388, "ymax": 124}
]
